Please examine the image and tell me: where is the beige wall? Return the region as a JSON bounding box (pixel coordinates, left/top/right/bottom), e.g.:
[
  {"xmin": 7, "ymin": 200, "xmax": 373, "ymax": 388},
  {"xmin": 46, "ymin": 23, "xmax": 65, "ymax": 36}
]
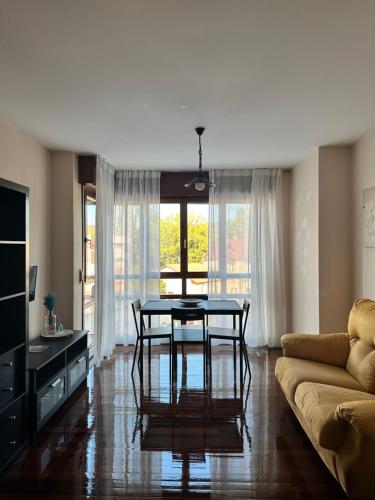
[
  {"xmin": 50, "ymin": 152, "xmax": 74, "ymax": 328},
  {"xmin": 290, "ymin": 150, "xmax": 320, "ymax": 332},
  {"xmin": 0, "ymin": 119, "xmax": 83, "ymax": 338},
  {"xmin": 0, "ymin": 119, "xmax": 51, "ymax": 339},
  {"xmin": 318, "ymin": 146, "xmax": 352, "ymax": 332},
  {"xmin": 50, "ymin": 152, "xmax": 82, "ymax": 330},
  {"xmin": 352, "ymin": 131, "xmax": 375, "ymax": 301},
  {"xmin": 291, "ymin": 145, "xmax": 355, "ymax": 334}
]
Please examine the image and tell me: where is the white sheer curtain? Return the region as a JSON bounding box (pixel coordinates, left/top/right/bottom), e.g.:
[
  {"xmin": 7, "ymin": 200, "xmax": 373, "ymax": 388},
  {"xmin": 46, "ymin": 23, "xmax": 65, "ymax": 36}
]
[
  {"xmin": 95, "ymin": 157, "xmax": 115, "ymax": 363},
  {"xmin": 114, "ymin": 171, "xmax": 160, "ymax": 345},
  {"xmin": 208, "ymin": 168, "xmax": 286, "ymax": 347}
]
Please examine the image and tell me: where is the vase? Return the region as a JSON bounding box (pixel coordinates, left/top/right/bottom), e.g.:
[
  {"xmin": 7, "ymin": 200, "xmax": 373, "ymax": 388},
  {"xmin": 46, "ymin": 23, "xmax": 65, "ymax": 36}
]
[{"xmin": 45, "ymin": 310, "xmax": 57, "ymax": 335}]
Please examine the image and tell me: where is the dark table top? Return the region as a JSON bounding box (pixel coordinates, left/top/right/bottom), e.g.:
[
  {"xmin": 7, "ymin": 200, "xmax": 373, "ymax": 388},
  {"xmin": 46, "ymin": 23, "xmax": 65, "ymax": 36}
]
[
  {"xmin": 140, "ymin": 299, "xmax": 243, "ymax": 315},
  {"xmin": 28, "ymin": 330, "xmax": 88, "ymax": 371}
]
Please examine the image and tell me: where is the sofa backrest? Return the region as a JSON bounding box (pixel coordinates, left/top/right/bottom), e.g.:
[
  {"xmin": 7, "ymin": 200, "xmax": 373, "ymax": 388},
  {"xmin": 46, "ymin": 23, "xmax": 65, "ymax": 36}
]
[{"xmin": 347, "ymin": 299, "xmax": 375, "ymax": 393}]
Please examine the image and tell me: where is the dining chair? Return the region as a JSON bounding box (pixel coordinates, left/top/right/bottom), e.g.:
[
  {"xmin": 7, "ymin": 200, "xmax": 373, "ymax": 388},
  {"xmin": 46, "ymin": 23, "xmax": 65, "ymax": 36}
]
[
  {"xmin": 131, "ymin": 299, "xmax": 172, "ymax": 378},
  {"xmin": 207, "ymin": 299, "xmax": 251, "ymax": 379},
  {"xmin": 171, "ymin": 307, "xmax": 207, "ymax": 386}
]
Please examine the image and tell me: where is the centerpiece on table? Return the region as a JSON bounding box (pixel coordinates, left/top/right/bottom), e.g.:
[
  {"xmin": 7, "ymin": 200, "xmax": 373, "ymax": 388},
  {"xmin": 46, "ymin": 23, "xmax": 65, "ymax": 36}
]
[
  {"xmin": 43, "ymin": 292, "xmax": 57, "ymax": 335},
  {"xmin": 42, "ymin": 292, "xmax": 75, "ymax": 339}
]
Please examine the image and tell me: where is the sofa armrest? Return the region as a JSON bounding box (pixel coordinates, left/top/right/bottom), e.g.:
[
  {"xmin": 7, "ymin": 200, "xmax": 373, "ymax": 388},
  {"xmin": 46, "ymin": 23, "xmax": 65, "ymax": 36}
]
[
  {"xmin": 281, "ymin": 333, "xmax": 350, "ymax": 367},
  {"xmin": 334, "ymin": 400, "xmax": 375, "ymax": 498},
  {"xmin": 336, "ymin": 400, "xmax": 375, "ymax": 438}
]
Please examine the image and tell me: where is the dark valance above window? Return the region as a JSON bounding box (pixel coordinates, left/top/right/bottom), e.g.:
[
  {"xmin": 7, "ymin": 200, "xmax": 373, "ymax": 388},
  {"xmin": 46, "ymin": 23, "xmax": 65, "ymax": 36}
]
[
  {"xmin": 78, "ymin": 155, "xmax": 96, "ymax": 186},
  {"xmin": 161, "ymin": 172, "xmax": 208, "ymax": 202}
]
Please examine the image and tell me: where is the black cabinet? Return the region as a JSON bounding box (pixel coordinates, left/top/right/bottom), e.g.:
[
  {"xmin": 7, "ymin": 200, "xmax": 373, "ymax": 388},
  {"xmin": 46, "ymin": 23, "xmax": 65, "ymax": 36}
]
[
  {"xmin": 0, "ymin": 397, "xmax": 26, "ymax": 467},
  {"xmin": 28, "ymin": 331, "xmax": 88, "ymax": 435},
  {"xmin": 0, "ymin": 178, "xmax": 29, "ymax": 474},
  {"xmin": 0, "ymin": 348, "xmax": 26, "ymax": 408}
]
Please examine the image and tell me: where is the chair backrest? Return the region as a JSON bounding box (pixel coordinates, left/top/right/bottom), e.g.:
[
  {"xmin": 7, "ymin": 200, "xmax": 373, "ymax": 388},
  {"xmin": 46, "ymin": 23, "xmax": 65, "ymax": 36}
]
[
  {"xmin": 171, "ymin": 307, "xmax": 205, "ymax": 322},
  {"xmin": 346, "ymin": 299, "xmax": 375, "ymax": 393},
  {"xmin": 171, "ymin": 307, "xmax": 206, "ymax": 344},
  {"xmin": 131, "ymin": 299, "xmax": 142, "ymax": 339},
  {"xmin": 242, "ymin": 299, "xmax": 250, "ymax": 336}
]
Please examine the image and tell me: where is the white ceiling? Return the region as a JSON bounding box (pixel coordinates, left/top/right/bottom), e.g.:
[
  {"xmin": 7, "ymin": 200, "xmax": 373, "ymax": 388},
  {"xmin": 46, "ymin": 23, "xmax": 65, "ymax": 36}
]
[{"xmin": 0, "ymin": 0, "xmax": 375, "ymax": 170}]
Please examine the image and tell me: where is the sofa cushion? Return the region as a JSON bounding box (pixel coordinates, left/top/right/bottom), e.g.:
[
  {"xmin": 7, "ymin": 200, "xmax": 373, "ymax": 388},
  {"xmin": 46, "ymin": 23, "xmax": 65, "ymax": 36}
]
[
  {"xmin": 346, "ymin": 341, "xmax": 375, "ymax": 394},
  {"xmin": 275, "ymin": 357, "xmax": 364, "ymax": 402},
  {"xmin": 281, "ymin": 332, "xmax": 350, "ymax": 367},
  {"xmin": 295, "ymin": 382, "xmax": 375, "ymax": 450},
  {"xmin": 347, "ymin": 299, "xmax": 375, "ymax": 393}
]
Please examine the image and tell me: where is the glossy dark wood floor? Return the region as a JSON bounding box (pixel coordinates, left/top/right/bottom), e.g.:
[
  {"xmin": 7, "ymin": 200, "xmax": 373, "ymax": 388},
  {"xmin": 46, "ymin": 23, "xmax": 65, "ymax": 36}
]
[{"xmin": 0, "ymin": 346, "xmax": 346, "ymax": 499}]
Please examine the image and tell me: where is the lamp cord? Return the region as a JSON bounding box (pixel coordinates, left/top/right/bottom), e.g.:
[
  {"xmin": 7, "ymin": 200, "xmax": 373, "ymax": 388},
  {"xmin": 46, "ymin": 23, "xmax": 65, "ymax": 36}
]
[{"xmin": 198, "ymin": 135, "xmax": 202, "ymax": 172}]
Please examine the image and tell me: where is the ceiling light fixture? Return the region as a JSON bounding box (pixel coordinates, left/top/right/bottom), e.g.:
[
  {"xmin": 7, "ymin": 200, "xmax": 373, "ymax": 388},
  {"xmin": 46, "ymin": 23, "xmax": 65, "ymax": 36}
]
[{"xmin": 185, "ymin": 127, "xmax": 216, "ymax": 191}]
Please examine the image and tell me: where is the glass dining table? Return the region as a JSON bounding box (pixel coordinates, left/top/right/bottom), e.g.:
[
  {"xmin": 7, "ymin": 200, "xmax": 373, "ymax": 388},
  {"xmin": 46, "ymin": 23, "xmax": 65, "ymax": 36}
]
[{"xmin": 139, "ymin": 299, "xmax": 244, "ymax": 384}]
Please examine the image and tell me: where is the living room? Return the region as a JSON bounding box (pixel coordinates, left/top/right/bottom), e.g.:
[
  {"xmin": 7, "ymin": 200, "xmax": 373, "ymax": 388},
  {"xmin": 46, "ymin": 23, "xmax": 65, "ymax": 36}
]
[{"xmin": 0, "ymin": 1, "xmax": 374, "ymax": 499}]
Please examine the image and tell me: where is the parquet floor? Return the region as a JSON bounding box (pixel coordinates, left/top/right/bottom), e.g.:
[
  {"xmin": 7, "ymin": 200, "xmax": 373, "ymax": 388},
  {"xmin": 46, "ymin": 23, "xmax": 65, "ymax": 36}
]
[{"xmin": 0, "ymin": 346, "xmax": 346, "ymax": 499}]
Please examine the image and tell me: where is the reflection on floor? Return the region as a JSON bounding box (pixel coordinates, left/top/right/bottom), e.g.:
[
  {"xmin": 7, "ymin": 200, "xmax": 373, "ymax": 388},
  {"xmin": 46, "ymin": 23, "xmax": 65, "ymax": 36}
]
[{"xmin": 0, "ymin": 346, "xmax": 346, "ymax": 499}]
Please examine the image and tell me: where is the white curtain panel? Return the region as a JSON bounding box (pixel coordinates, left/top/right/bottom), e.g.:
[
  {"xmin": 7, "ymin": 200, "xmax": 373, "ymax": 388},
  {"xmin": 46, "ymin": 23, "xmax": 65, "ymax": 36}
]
[
  {"xmin": 95, "ymin": 157, "xmax": 115, "ymax": 363},
  {"xmin": 114, "ymin": 171, "xmax": 160, "ymax": 345},
  {"xmin": 208, "ymin": 168, "xmax": 286, "ymax": 347}
]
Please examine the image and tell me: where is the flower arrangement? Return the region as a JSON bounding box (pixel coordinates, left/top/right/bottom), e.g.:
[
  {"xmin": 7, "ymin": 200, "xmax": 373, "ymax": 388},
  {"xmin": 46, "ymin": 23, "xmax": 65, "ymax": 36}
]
[
  {"xmin": 43, "ymin": 292, "xmax": 56, "ymax": 313},
  {"xmin": 43, "ymin": 292, "xmax": 57, "ymax": 333}
]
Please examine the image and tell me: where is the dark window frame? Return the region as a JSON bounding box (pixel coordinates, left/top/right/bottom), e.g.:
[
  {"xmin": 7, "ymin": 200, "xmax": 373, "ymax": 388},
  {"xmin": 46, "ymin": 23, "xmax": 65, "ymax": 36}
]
[{"xmin": 160, "ymin": 193, "xmax": 208, "ymax": 299}]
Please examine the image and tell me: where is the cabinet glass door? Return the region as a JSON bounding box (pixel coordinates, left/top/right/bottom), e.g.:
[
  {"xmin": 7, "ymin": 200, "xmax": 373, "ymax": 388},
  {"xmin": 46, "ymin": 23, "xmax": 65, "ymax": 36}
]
[{"xmin": 39, "ymin": 375, "xmax": 65, "ymax": 421}]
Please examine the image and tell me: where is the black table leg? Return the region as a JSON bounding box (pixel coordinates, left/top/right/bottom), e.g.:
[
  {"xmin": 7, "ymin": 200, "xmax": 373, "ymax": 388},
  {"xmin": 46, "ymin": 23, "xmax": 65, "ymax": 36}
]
[{"xmin": 239, "ymin": 312, "xmax": 244, "ymax": 392}]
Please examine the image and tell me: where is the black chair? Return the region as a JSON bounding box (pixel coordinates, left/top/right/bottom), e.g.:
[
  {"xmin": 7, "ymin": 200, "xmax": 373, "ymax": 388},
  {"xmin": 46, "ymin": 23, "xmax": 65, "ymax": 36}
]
[
  {"xmin": 207, "ymin": 299, "xmax": 251, "ymax": 379},
  {"xmin": 131, "ymin": 299, "xmax": 172, "ymax": 378},
  {"xmin": 171, "ymin": 307, "xmax": 207, "ymax": 386}
]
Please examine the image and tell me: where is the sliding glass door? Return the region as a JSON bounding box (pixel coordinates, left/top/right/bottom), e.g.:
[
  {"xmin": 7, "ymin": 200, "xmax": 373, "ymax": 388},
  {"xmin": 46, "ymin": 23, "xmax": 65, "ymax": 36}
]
[{"xmin": 83, "ymin": 188, "xmax": 96, "ymax": 351}]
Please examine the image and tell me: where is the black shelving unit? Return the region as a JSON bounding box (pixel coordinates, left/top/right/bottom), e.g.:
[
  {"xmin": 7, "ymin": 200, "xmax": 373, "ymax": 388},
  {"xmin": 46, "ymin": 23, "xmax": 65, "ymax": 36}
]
[{"xmin": 0, "ymin": 178, "xmax": 29, "ymax": 473}]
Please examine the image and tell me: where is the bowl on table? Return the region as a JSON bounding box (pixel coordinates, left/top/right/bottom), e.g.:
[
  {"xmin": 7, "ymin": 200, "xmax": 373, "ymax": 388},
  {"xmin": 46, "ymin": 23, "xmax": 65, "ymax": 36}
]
[{"xmin": 179, "ymin": 298, "xmax": 202, "ymax": 307}]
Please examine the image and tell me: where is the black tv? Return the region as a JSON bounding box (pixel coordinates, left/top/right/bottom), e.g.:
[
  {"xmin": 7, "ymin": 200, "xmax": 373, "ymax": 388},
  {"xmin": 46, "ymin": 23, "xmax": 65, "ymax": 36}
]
[{"xmin": 29, "ymin": 266, "xmax": 37, "ymax": 302}]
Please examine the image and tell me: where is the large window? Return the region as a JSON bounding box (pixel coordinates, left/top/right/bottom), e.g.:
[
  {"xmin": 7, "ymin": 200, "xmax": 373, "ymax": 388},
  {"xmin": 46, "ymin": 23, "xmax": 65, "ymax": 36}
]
[{"xmin": 160, "ymin": 202, "xmax": 208, "ymax": 298}]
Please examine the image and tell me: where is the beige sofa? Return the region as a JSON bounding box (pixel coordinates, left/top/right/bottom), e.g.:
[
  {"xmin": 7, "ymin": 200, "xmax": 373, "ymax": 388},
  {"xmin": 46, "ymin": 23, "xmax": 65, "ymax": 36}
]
[{"xmin": 275, "ymin": 299, "xmax": 375, "ymax": 499}]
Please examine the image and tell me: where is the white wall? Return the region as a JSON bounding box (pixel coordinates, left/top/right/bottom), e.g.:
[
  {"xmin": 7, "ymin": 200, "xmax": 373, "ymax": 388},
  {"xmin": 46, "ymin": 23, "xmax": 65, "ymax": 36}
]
[
  {"xmin": 0, "ymin": 118, "xmax": 51, "ymax": 339},
  {"xmin": 290, "ymin": 150, "xmax": 320, "ymax": 332},
  {"xmin": 352, "ymin": 131, "xmax": 375, "ymax": 301},
  {"xmin": 282, "ymin": 170, "xmax": 292, "ymax": 331}
]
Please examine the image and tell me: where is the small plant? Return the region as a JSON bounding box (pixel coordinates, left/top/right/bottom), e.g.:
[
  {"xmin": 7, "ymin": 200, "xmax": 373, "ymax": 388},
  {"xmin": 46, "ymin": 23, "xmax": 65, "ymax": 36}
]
[
  {"xmin": 44, "ymin": 292, "xmax": 57, "ymax": 333},
  {"xmin": 43, "ymin": 292, "xmax": 56, "ymax": 313}
]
